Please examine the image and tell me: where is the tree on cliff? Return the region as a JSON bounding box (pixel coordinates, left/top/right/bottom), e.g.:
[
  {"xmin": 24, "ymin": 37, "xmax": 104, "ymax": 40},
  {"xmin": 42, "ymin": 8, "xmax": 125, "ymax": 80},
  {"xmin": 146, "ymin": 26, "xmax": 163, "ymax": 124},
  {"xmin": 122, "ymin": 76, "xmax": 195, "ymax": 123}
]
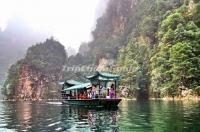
[
  {"xmin": 151, "ymin": 2, "xmax": 200, "ymax": 97},
  {"xmin": 3, "ymin": 38, "xmax": 67, "ymax": 99},
  {"xmin": 0, "ymin": 17, "xmax": 49, "ymax": 86},
  {"xmin": 25, "ymin": 37, "xmax": 67, "ymax": 73},
  {"xmin": 65, "ymin": 0, "xmax": 186, "ymax": 99}
]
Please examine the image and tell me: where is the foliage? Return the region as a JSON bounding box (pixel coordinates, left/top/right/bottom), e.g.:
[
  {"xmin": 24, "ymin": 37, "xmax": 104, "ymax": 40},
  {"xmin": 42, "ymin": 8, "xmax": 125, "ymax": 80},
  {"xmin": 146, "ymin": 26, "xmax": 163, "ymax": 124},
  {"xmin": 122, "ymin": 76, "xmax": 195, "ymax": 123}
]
[
  {"xmin": 4, "ymin": 0, "xmax": 200, "ymax": 99},
  {"xmin": 2, "ymin": 38, "xmax": 67, "ymax": 98},
  {"xmin": 3, "ymin": 60, "xmax": 23, "ymax": 98},
  {"xmin": 25, "ymin": 38, "xmax": 67, "ymax": 72},
  {"xmin": 114, "ymin": 39, "xmax": 149, "ymax": 98},
  {"xmin": 150, "ymin": 2, "xmax": 200, "ymax": 97},
  {"xmin": 69, "ymin": 0, "xmax": 188, "ymax": 98},
  {"xmin": 113, "ymin": 0, "xmax": 184, "ymax": 98}
]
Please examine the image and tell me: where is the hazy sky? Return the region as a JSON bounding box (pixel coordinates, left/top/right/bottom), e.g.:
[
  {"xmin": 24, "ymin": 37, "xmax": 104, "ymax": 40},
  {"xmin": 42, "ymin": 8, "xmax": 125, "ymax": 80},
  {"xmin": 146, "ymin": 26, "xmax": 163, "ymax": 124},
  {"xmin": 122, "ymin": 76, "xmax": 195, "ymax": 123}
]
[{"xmin": 0, "ymin": 0, "xmax": 106, "ymax": 51}]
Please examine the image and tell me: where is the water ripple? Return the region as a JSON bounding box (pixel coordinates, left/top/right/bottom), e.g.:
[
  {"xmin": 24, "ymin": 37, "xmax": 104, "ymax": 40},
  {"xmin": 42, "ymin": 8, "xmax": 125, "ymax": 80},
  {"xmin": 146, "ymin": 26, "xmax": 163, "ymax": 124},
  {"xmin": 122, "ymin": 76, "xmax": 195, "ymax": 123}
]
[{"xmin": 0, "ymin": 101, "xmax": 200, "ymax": 131}]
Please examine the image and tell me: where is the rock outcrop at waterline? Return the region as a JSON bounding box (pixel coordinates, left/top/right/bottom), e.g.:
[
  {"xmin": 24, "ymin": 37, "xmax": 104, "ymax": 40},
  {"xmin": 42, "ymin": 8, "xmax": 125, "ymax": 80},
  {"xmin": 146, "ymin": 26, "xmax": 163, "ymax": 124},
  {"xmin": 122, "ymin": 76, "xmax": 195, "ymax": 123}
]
[
  {"xmin": 3, "ymin": 38, "xmax": 67, "ymax": 100},
  {"xmin": 15, "ymin": 64, "xmax": 54, "ymax": 100}
]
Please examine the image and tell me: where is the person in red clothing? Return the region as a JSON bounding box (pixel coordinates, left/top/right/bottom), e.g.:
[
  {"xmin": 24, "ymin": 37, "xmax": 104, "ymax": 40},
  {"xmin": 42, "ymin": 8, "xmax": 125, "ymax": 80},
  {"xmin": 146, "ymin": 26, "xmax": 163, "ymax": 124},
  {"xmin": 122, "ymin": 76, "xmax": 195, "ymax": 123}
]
[
  {"xmin": 79, "ymin": 91, "xmax": 87, "ymax": 99},
  {"xmin": 82, "ymin": 91, "xmax": 87, "ymax": 99},
  {"xmin": 79, "ymin": 93, "xmax": 83, "ymax": 99}
]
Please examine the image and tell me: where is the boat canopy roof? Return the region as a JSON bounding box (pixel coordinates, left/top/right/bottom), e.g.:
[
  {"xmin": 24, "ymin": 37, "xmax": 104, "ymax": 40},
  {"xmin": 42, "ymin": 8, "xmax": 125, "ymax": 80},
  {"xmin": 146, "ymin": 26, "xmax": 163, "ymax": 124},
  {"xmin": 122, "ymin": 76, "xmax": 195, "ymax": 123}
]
[
  {"xmin": 61, "ymin": 72, "xmax": 120, "ymax": 91},
  {"xmin": 60, "ymin": 80, "xmax": 83, "ymax": 86},
  {"xmin": 86, "ymin": 71, "xmax": 120, "ymax": 82},
  {"xmin": 64, "ymin": 82, "xmax": 91, "ymax": 91}
]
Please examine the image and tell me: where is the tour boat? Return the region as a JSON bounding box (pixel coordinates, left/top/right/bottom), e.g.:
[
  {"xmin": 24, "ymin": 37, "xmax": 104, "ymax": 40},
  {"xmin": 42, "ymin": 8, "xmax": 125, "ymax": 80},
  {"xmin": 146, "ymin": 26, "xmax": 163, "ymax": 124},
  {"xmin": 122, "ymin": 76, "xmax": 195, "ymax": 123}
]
[{"xmin": 60, "ymin": 72, "xmax": 122, "ymax": 108}]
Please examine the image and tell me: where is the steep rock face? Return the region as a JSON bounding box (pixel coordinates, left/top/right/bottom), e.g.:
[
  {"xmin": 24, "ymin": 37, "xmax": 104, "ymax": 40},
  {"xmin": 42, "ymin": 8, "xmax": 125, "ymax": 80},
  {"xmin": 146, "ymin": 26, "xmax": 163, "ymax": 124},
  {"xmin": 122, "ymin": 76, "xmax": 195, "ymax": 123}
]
[
  {"xmin": 15, "ymin": 65, "xmax": 47, "ymax": 99},
  {"xmin": 110, "ymin": 0, "xmax": 132, "ymax": 37},
  {"xmin": 70, "ymin": 0, "xmax": 137, "ymax": 65},
  {"xmin": 112, "ymin": 15, "xmax": 126, "ymax": 37},
  {"xmin": 15, "ymin": 64, "xmax": 61, "ymax": 100},
  {"xmin": 93, "ymin": 0, "xmax": 132, "ymax": 38},
  {"xmin": 86, "ymin": 0, "xmax": 138, "ymax": 61},
  {"xmin": 76, "ymin": 0, "xmax": 185, "ymax": 99},
  {"xmin": 0, "ymin": 17, "xmax": 50, "ymax": 86},
  {"xmin": 3, "ymin": 38, "xmax": 67, "ymax": 99},
  {"xmin": 16, "ymin": 65, "xmax": 33, "ymax": 99}
]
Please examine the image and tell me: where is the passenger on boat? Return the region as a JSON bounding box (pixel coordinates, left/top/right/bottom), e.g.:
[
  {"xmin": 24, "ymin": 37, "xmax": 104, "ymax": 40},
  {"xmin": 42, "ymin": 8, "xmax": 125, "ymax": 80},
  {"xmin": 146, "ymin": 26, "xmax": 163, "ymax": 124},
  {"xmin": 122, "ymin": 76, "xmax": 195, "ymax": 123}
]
[
  {"xmin": 87, "ymin": 90, "xmax": 92, "ymax": 99},
  {"xmin": 109, "ymin": 84, "xmax": 115, "ymax": 98},
  {"xmin": 79, "ymin": 92, "xmax": 87, "ymax": 99},
  {"xmin": 83, "ymin": 91, "xmax": 87, "ymax": 98},
  {"xmin": 91, "ymin": 84, "xmax": 96, "ymax": 99},
  {"xmin": 78, "ymin": 93, "xmax": 83, "ymax": 99},
  {"xmin": 106, "ymin": 89, "xmax": 110, "ymax": 99},
  {"xmin": 99, "ymin": 85, "xmax": 105, "ymax": 98}
]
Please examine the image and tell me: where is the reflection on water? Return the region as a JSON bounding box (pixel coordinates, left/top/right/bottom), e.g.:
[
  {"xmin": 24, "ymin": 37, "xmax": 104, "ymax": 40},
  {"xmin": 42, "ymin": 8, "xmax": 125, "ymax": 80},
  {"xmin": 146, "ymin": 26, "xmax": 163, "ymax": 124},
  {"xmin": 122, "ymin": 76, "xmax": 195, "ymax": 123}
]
[
  {"xmin": 60, "ymin": 106, "xmax": 118, "ymax": 131},
  {"xmin": 0, "ymin": 101, "xmax": 118, "ymax": 132},
  {"xmin": 0, "ymin": 100, "xmax": 200, "ymax": 132}
]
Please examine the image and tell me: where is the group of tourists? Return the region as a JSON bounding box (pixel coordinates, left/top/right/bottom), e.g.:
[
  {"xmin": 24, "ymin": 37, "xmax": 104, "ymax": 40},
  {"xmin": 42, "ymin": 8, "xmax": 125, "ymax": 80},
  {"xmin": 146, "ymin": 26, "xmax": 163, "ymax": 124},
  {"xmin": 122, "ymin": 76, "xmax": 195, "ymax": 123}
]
[{"xmin": 78, "ymin": 84, "xmax": 116, "ymax": 99}]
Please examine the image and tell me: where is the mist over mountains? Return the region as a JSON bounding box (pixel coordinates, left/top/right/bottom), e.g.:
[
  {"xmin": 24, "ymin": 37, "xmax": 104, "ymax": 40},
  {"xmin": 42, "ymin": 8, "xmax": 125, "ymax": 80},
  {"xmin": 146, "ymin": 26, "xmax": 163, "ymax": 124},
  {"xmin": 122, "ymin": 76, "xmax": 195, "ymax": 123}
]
[
  {"xmin": 0, "ymin": 0, "xmax": 107, "ymax": 87},
  {"xmin": 0, "ymin": 17, "xmax": 51, "ymax": 86},
  {"xmin": 0, "ymin": 0, "xmax": 110, "ymax": 99}
]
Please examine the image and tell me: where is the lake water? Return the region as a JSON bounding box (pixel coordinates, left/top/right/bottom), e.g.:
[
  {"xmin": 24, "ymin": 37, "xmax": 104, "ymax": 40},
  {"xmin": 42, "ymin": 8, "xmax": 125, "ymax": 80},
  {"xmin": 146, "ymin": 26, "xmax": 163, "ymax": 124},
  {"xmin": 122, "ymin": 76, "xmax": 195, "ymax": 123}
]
[{"xmin": 0, "ymin": 100, "xmax": 200, "ymax": 132}]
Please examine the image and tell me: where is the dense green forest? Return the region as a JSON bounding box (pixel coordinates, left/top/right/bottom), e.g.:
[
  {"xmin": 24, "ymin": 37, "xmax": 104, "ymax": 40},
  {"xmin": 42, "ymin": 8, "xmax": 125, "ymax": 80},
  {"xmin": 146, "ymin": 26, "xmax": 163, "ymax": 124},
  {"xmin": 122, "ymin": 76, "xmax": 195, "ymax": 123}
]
[
  {"xmin": 3, "ymin": 0, "xmax": 200, "ymax": 99},
  {"xmin": 66, "ymin": 0, "xmax": 200, "ymax": 98}
]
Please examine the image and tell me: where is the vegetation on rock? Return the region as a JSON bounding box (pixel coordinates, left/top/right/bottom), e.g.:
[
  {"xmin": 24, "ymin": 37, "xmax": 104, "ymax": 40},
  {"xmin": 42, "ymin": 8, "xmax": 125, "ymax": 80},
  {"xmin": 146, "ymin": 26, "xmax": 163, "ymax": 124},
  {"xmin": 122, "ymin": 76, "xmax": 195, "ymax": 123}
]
[
  {"xmin": 68, "ymin": 0, "xmax": 200, "ymax": 98},
  {"xmin": 3, "ymin": 0, "xmax": 200, "ymax": 99},
  {"xmin": 3, "ymin": 38, "xmax": 67, "ymax": 99}
]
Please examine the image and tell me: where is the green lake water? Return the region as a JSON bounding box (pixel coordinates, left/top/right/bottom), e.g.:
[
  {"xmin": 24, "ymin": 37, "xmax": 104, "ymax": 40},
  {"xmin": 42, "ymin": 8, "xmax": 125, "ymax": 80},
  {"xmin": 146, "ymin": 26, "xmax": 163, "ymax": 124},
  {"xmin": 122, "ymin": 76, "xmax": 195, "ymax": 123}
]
[{"xmin": 0, "ymin": 100, "xmax": 200, "ymax": 132}]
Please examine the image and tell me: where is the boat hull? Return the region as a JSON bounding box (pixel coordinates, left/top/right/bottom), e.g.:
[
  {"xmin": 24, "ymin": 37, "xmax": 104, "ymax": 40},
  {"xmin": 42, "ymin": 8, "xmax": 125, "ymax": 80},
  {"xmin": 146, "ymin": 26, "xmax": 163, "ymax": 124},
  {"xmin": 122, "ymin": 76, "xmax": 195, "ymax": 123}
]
[{"xmin": 62, "ymin": 98, "xmax": 121, "ymax": 108}]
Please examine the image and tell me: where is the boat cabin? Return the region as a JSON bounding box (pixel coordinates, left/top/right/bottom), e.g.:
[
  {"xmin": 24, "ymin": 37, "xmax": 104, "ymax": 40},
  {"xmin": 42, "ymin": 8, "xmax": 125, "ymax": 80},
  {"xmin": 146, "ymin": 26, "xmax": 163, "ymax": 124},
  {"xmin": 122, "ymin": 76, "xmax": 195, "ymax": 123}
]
[
  {"xmin": 60, "ymin": 72, "xmax": 122, "ymax": 107},
  {"xmin": 86, "ymin": 71, "xmax": 120, "ymax": 99},
  {"xmin": 60, "ymin": 80, "xmax": 85, "ymax": 99}
]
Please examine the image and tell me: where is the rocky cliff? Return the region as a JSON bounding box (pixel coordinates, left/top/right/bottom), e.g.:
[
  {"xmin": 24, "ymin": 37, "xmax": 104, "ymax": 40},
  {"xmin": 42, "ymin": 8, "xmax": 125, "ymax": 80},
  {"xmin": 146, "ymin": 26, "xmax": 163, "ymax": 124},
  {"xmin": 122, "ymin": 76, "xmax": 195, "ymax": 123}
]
[
  {"xmin": 3, "ymin": 38, "xmax": 67, "ymax": 100},
  {"xmin": 15, "ymin": 65, "xmax": 58, "ymax": 100},
  {"xmin": 0, "ymin": 17, "xmax": 50, "ymax": 86},
  {"xmin": 88, "ymin": 0, "xmax": 134, "ymax": 60},
  {"xmin": 68, "ymin": 0, "xmax": 186, "ymax": 99}
]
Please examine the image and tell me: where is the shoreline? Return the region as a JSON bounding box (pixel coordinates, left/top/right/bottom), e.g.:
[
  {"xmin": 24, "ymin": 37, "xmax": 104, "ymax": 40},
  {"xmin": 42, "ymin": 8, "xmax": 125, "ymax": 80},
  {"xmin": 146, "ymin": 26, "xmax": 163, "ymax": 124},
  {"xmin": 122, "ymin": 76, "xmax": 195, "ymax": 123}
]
[
  {"xmin": 1, "ymin": 96, "xmax": 200, "ymax": 102},
  {"xmin": 0, "ymin": 98, "xmax": 64, "ymax": 102},
  {"xmin": 121, "ymin": 96, "xmax": 200, "ymax": 101}
]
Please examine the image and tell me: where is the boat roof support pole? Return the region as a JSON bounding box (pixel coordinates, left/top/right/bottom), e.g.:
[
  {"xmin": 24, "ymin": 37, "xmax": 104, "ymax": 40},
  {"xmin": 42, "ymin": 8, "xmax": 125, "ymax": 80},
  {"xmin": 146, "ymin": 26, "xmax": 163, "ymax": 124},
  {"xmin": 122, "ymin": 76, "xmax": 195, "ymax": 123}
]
[
  {"xmin": 115, "ymin": 81, "xmax": 117, "ymax": 98},
  {"xmin": 99, "ymin": 81, "xmax": 101, "ymax": 98},
  {"xmin": 76, "ymin": 89, "xmax": 78, "ymax": 99}
]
